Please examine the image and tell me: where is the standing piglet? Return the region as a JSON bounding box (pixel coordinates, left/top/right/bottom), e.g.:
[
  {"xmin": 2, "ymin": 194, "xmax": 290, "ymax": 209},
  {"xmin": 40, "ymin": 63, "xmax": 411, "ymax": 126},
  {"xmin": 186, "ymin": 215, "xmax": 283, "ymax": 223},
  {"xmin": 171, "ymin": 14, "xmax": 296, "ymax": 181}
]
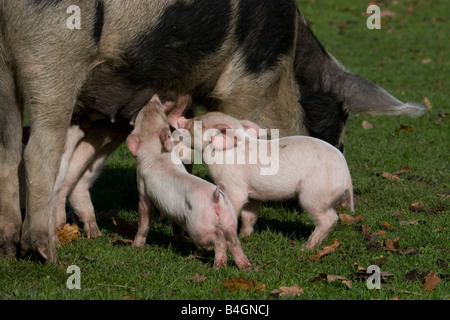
[
  {"xmin": 126, "ymin": 96, "xmax": 251, "ymax": 270},
  {"xmin": 175, "ymin": 112, "xmax": 354, "ymax": 250}
]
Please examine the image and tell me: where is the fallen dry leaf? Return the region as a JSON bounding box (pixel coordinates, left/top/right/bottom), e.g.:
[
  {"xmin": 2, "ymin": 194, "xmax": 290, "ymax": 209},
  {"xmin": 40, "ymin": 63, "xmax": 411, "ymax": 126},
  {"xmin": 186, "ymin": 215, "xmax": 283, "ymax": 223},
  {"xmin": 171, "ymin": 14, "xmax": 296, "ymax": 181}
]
[
  {"xmin": 409, "ymin": 202, "xmax": 436, "ymax": 214},
  {"xmin": 270, "ymin": 285, "xmax": 304, "ymax": 298},
  {"xmin": 326, "ymin": 274, "xmax": 353, "ymax": 289},
  {"xmin": 399, "ymin": 220, "xmax": 421, "ymax": 226},
  {"xmin": 57, "ymin": 223, "xmax": 80, "ymax": 244},
  {"xmin": 308, "ymin": 239, "xmax": 339, "ymax": 261},
  {"xmin": 381, "ymin": 10, "xmax": 395, "ymax": 18},
  {"xmin": 422, "ymin": 58, "xmax": 432, "ymax": 64},
  {"xmin": 401, "ymin": 248, "xmax": 420, "ymax": 255},
  {"xmin": 381, "ymin": 171, "xmax": 402, "ymax": 182},
  {"xmin": 362, "ymin": 120, "xmax": 373, "ymax": 129},
  {"xmin": 311, "ymin": 273, "xmax": 352, "ymax": 289},
  {"xmin": 190, "ymin": 273, "xmax": 207, "ymax": 283},
  {"xmin": 384, "ymin": 237, "xmax": 400, "ymax": 252},
  {"xmin": 379, "ymin": 221, "xmax": 395, "ymax": 231},
  {"xmin": 392, "ymin": 165, "xmax": 410, "ymax": 175},
  {"xmin": 395, "ymin": 124, "xmax": 414, "ymax": 133},
  {"xmin": 340, "ymin": 213, "xmax": 365, "ymax": 225},
  {"xmin": 362, "ymin": 224, "xmax": 371, "ymax": 238},
  {"xmin": 222, "ymin": 276, "xmax": 266, "ymax": 292},
  {"xmin": 422, "ymin": 270, "xmax": 441, "ymax": 293},
  {"xmin": 437, "ymin": 191, "xmax": 450, "ymax": 199},
  {"xmin": 423, "ymin": 97, "xmax": 432, "ymax": 110}
]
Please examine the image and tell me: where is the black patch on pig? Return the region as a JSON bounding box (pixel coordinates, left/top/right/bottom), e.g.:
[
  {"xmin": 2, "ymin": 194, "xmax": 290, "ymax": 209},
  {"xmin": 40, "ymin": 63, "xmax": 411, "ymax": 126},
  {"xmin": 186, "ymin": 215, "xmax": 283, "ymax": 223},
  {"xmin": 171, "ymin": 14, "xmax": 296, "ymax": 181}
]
[
  {"xmin": 93, "ymin": 0, "xmax": 104, "ymax": 44},
  {"xmin": 235, "ymin": 0, "xmax": 296, "ymax": 74},
  {"xmin": 123, "ymin": 0, "xmax": 232, "ymax": 91},
  {"xmin": 301, "ymin": 93, "xmax": 348, "ymax": 152},
  {"xmin": 294, "ymin": 13, "xmax": 347, "ymax": 150}
]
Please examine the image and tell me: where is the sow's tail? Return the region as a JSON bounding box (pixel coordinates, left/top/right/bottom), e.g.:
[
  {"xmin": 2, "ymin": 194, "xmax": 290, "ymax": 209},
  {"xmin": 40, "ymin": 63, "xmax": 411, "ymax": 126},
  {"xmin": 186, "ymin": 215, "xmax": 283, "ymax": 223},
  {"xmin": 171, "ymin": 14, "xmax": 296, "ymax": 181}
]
[{"xmin": 294, "ymin": 10, "xmax": 425, "ymax": 117}]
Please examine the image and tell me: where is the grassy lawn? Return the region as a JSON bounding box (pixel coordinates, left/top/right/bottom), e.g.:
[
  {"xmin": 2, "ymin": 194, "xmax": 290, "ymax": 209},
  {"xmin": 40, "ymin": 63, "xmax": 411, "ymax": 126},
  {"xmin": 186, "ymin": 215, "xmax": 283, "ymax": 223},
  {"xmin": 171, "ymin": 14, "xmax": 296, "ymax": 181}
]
[{"xmin": 0, "ymin": 0, "xmax": 448, "ymax": 302}]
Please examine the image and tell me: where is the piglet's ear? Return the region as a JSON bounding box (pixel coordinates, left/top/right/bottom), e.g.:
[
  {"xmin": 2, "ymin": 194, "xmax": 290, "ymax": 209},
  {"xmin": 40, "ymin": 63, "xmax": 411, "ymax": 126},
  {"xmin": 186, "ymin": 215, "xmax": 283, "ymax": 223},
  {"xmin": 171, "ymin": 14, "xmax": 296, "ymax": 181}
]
[
  {"xmin": 239, "ymin": 120, "xmax": 262, "ymax": 138},
  {"xmin": 149, "ymin": 94, "xmax": 163, "ymax": 105},
  {"xmin": 175, "ymin": 116, "xmax": 188, "ymax": 130},
  {"xmin": 160, "ymin": 127, "xmax": 174, "ymax": 152},
  {"xmin": 210, "ymin": 129, "xmax": 237, "ymax": 151},
  {"xmin": 126, "ymin": 134, "xmax": 141, "ymax": 157}
]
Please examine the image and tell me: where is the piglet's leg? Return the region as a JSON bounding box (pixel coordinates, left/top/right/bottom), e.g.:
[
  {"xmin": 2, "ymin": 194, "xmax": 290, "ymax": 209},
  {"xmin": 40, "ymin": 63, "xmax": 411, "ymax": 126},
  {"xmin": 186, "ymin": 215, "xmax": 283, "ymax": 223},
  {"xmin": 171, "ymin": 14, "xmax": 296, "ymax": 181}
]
[
  {"xmin": 302, "ymin": 208, "xmax": 338, "ymax": 250},
  {"xmin": 67, "ymin": 152, "xmax": 107, "ymax": 239},
  {"xmin": 239, "ymin": 199, "xmax": 261, "ymax": 238},
  {"xmin": 211, "ymin": 230, "xmax": 227, "ymax": 269},
  {"xmin": 132, "ymin": 196, "xmax": 154, "ymax": 248}
]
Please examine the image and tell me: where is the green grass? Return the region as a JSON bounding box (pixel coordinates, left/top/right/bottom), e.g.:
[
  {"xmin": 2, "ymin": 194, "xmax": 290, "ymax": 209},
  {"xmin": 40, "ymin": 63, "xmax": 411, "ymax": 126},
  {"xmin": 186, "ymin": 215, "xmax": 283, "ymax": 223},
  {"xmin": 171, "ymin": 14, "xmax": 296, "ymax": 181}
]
[{"xmin": 1, "ymin": 0, "xmax": 448, "ymax": 301}]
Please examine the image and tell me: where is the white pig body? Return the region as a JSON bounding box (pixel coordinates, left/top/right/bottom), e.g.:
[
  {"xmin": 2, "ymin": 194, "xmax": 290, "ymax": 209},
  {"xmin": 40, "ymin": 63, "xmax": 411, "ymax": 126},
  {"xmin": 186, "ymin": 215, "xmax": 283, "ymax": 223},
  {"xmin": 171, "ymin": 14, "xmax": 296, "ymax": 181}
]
[{"xmin": 178, "ymin": 113, "xmax": 354, "ymax": 250}]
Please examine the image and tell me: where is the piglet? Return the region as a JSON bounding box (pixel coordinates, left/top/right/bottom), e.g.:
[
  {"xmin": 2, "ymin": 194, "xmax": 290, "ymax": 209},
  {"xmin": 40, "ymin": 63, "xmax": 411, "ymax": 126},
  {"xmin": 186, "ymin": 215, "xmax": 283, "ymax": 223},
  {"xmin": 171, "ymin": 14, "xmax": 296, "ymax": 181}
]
[
  {"xmin": 176, "ymin": 112, "xmax": 354, "ymax": 250},
  {"xmin": 126, "ymin": 96, "xmax": 251, "ymax": 270}
]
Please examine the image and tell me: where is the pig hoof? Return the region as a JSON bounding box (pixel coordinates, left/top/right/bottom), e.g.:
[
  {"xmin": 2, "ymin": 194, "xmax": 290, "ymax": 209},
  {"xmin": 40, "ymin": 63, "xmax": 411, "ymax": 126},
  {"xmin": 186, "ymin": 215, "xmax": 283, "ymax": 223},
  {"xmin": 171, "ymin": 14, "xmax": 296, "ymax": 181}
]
[
  {"xmin": 237, "ymin": 260, "xmax": 252, "ymax": 271},
  {"xmin": 85, "ymin": 223, "xmax": 102, "ymax": 239},
  {"xmin": 214, "ymin": 260, "xmax": 227, "ymax": 270}
]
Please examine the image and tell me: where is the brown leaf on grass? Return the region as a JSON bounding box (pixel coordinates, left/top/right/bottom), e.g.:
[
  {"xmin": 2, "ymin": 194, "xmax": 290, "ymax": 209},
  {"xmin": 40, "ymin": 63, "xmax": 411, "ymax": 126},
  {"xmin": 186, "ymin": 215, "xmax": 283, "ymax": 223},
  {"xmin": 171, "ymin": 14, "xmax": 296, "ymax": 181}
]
[
  {"xmin": 379, "ymin": 220, "xmax": 395, "ymax": 231},
  {"xmin": 326, "ymin": 275, "xmax": 353, "ymax": 289},
  {"xmin": 392, "ymin": 165, "xmax": 410, "ymax": 175},
  {"xmin": 361, "ymin": 224, "xmax": 382, "ymax": 251},
  {"xmin": 423, "ymin": 97, "xmax": 432, "ymax": 110},
  {"xmin": 57, "ymin": 223, "xmax": 80, "ymax": 244},
  {"xmin": 340, "ymin": 213, "xmax": 365, "ymax": 225},
  {"xmin": 308, "ymin": 239, "xmax": 339, "ymax": 261},
  {"xmin": 395, "ymin": 124, "xmax": 414, "ymax": 133},
  {"xmin": 392, "ymin": 211, "xmax": 402, "ymax": 217},
  {"xmin": 270, "ymin": 285, "xmax": 304, "ymax": 298},
  {"xmin": 399, "ymin": 220, "xmax": 421, "ymax": 226},
  {"xmin": 437, "ymin": 191, "xmax": 450, "ymax": 199},
  {"xmin": 381, "ymin": 10, "xmax": 395, "ymax": 18},
  {"xmin": 310, "ymin": 273, "xmax": 352, "ymax": 289},
  {"xmin": 384, "ymin": 237, "xmax": 400, "ymax": 252},
  {"xmin": 381, "ymin": 171, "xmax": 402, "ymax": 182},
  {"xmin": 409, "ymin": 202, "xmax": 426, "ymax": 212},
  {"xmin": 422, "ymin": 270, "xmax": 441, "ymax": 292},
  {"xmin": 190, "ymin": 274, "xmax": 207, "ymax": 283},
  {"xmin": 422, "ymin": 58, "xmax": 432, "ymax": 64},
  {"xmin": 222, "ymin": 276, "xmax": 266, "ymax": 292},
  {"xmin": 362, "ymin": 224, "xmax": 371, "ymax": 238},
  {"xmin": 362, "ymin": 120, "xmax": 373, "ymax": 129},
  {"xmin": 409, "ymin": 202, "xmax": 435, "ymax": 214}
]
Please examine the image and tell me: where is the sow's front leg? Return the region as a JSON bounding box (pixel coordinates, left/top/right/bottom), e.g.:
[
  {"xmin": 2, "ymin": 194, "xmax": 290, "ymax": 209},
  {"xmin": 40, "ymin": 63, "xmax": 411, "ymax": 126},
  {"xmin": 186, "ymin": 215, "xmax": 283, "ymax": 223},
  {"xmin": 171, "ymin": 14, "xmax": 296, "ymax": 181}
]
[
  {"xmin": 0, "ymin": 47, "xmax": 23, "ymax": 259},
  {"xmin": 1, "ymin": 1, "xmax": 101, "ymax": 262}
]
